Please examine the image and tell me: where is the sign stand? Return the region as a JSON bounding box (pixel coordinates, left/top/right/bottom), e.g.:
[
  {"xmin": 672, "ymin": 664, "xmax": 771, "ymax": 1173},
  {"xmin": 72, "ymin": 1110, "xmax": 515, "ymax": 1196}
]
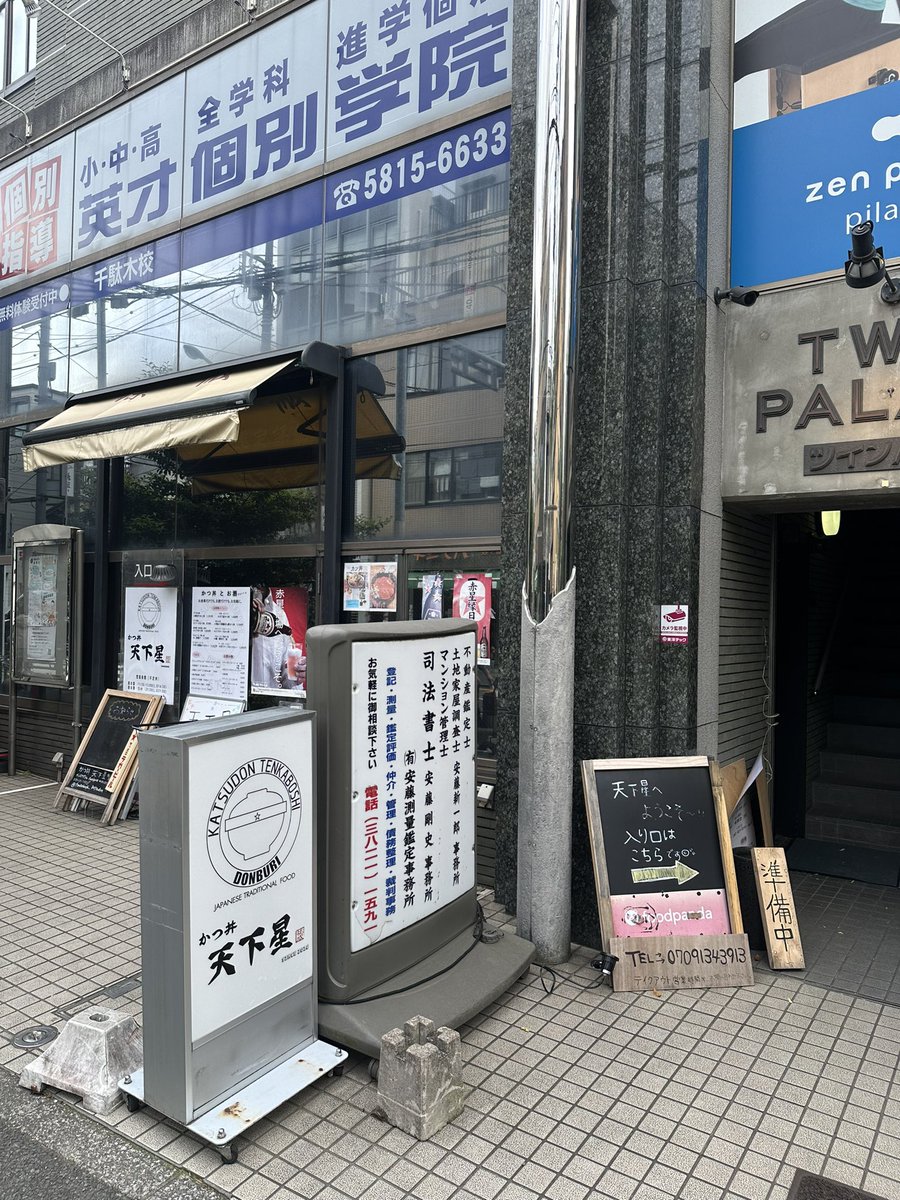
[
  {"xmin": 582, "ymin": 756, "xmax": 753, "ymax": 993},
  {"xmin": 120, "ymin": 708, "xmax": 344, "ymax": 1161},
  {"xmin": 307, "ymin": 620, "xmax": 535, "ymax": 1062}
]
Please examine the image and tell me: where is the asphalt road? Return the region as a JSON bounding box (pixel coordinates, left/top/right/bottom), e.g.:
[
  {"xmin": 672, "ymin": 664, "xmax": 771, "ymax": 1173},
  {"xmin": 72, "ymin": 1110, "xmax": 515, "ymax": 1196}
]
[{"xmin": 0, "ymin": 1065, "xmax": 215, "ymax": 1200}]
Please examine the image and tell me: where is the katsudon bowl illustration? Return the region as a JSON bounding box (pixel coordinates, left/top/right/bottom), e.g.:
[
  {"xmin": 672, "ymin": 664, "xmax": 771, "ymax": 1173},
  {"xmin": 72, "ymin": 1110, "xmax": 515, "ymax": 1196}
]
[
  {"xmin": 207, "ymin": 761, "xmax": 304, "ymax": 888},
  {"xmin": 225, "ymin": 788, "xmax": 288, "ymax": 861}
]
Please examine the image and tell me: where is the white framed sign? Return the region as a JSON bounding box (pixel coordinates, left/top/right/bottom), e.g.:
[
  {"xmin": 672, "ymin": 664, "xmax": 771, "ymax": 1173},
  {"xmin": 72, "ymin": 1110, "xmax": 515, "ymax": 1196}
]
[
  {"xmin": 348, "ymin": 631, "xmax": 476, "ymax": 951},
  {"xmin": 189, "ymin": 586, "xmax": 250, "ymax": 703},
  {"xmin": 188, "ymin": 720, "xmax": 314, "ymax": 1042},
  {"xmin": 123, "ymin": 584, "xmax": 178, "ymax": 703}
]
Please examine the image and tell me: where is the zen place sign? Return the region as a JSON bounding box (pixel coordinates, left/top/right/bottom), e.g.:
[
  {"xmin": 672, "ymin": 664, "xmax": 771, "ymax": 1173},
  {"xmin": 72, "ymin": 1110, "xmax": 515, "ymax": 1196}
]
[{"xmin": 723, "ymin": 278, "xmax": 900, "ymax": 503}]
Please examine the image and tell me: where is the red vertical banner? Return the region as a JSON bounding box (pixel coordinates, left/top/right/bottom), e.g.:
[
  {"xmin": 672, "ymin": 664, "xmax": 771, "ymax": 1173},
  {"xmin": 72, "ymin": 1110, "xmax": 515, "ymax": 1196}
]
[{"xmin": 453, "ymin": 573, "xmax": 492, "ymax": 665}]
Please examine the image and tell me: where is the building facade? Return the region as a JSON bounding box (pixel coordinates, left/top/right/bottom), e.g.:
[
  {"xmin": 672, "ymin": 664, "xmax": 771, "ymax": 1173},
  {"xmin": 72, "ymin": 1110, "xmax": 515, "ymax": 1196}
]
[{"xmin": 6, "ymin": 0, "xmax": 885, "ymax": 951}]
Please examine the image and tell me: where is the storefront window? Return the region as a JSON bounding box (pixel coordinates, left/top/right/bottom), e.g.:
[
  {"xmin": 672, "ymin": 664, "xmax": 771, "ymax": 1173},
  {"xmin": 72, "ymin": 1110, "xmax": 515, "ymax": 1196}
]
[
  {"xmin": 118, "ymin": 450, "xmax": 321, "ymax": 551},
  {"xmin": 353, "ymin": 329, "xmax": 506, "ymax": 540},
  {"xmin": 406, "ymin": 553, "xmax": 499, "ymax": 765}
]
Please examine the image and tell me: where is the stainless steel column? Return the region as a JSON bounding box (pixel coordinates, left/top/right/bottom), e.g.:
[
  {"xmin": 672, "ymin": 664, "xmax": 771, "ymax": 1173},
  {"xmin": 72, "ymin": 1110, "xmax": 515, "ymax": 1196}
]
[{"xmin": 516, "ymin": 0, "xmax": 585, "ymax": 964}]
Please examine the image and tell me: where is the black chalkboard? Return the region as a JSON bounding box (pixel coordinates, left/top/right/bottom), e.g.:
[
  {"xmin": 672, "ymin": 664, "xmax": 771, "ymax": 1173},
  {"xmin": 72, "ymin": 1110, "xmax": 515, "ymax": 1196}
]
[
  {"xmin": 61, "ymin": 690, "xmax": 160, "ymax": 801},
  {"xmin": 591, "ymin": 764, "xmax": 726, "ymax": 897}
]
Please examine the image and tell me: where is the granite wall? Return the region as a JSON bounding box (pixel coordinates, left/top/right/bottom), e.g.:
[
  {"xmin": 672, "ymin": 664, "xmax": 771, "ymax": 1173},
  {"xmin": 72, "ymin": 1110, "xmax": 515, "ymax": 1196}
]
[{"xmin": 495, "ymin": 0, "xmax": 732, "ymax": 950}]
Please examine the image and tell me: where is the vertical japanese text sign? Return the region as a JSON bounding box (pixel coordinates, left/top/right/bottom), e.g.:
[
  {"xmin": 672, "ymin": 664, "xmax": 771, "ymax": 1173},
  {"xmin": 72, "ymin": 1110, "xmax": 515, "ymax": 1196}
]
[{"xmin": 349, "ymin": 630, "xmax": 476, "ymax": 950}]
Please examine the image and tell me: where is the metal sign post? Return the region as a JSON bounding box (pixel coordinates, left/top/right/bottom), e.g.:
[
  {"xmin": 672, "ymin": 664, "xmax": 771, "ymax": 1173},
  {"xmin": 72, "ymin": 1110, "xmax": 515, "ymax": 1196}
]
[{"xmin": 121, "ymin": 708, "xmax": 345, "ymax": 1161}]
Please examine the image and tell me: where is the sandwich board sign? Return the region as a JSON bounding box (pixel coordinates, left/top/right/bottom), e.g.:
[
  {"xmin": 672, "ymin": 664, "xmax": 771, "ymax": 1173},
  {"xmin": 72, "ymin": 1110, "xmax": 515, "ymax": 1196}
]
[{"xmin": 581, "ymin": 756, "xmax": 753, "ymax": 993}]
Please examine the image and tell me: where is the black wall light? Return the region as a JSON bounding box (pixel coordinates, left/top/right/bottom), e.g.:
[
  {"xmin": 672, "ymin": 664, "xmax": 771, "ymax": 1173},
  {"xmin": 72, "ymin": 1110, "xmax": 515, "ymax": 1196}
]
[
  {"xmin": 844, "ymin": 220, "xmax": 900, "ymax": 305},
  {"xmin": 714, "ymin": 286, "xmax": 759, "ymax": 307}
]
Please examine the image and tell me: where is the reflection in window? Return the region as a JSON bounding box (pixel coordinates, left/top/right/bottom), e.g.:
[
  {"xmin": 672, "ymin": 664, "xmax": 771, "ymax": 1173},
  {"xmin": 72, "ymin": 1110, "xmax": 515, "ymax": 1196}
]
[
  {"xmin": 119, "ymin": 451, "xmax": 320, "ymax": 551},
  {"xmin": 179, "ymin": 184, "xmax": 323, "ymax": 369},
  {"xmin": 68, "ymin": 283, "xmax": 180, "ymax": 392},
  {"xmin": 406, "ymin": 443, "xmax": 502, "ymax": 506},
  {"xmin": 324, "ymin": 165, "xmax": 509, "ymax": 343},
  {"xmin": 1, "ymin": 311, "xmax": 69, "ymax": 422},
  {"xmin": 354, "ymin": 329, "xmax": 506, "ymax": 540},
  {"xmin": 179, "ymin": 230, "xmax": 322, "ymax": 368}
]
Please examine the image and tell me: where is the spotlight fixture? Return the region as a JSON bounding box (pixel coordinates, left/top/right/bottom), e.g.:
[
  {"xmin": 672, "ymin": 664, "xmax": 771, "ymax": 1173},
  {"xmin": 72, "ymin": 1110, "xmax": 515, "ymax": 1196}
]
[
  {"xmin": 713, "ymin": 286, "xmax": 759, "ymax": 308},
  {"xmin": 844, "ymin": 220, "xmax": 900, "ymax": 304},
  {"xmin": 591, "ymin": 952, "xmax": 619, "ymax": 986}
]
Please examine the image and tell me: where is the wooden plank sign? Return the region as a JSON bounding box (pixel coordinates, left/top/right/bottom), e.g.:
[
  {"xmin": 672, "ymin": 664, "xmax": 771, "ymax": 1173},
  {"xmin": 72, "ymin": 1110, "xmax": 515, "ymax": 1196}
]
[
  {"xmin": 57, "ymin": 689, "xmax": 164, "ymax": 823},
  {"xmin": 581, "ymin": 756, "xmax": 753, "ymax": 993},
  {"xmin": 751, "ymin": 847, "xmax": 805, "ymax": 970}
]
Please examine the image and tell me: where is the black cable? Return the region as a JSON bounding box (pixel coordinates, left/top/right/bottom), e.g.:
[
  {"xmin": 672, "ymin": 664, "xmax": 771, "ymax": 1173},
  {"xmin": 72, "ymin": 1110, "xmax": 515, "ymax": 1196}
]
[{"xmin": 320, "ymin": 902, "xmax": 493, "ymax": 1007}]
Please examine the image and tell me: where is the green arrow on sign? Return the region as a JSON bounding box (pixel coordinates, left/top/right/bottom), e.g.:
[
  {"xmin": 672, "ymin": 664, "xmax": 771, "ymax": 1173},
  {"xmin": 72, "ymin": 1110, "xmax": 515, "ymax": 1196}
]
[{"xmin": 631, "ymin": 860, "xmax": 700, "ymax": 886}]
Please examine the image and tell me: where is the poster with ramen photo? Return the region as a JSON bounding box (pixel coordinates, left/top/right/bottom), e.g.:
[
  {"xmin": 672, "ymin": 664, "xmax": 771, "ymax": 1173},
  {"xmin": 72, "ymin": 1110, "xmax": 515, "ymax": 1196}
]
[
  {"xmin": 342, "ymin": 562, "xmax": 398, "ymax": 613},
  {"xmin": 250, "ymin": 584, "xmax": 309, "ymax": 697}
]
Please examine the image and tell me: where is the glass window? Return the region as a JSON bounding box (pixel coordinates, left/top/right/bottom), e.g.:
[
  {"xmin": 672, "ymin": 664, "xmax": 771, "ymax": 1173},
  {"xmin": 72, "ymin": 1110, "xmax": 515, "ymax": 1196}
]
[
  {"xmin": 68, "ymin": 237, "xmax": 182, "ymax": 392},
  {"xmin": 353, "ymin": 329, "xmax": 506, "ymax": 540},
  {"xmin": 118, "ymin": 449, "xmax": 321, "ymax": 552},
  {"xmin": 179, "ymin": 183, "xmax": 323, "ymax": 368},
  {"xmin": 324, "ymin": 164, "xmax": 508, "ymax": 343},
  {"xmin": 0, "ymin": 0, "xmax": 36, "ymax": 89},
  {"xmin": 0, "ymin": 306, "xmax": 69, "ymax": 423},
  {"xmin": 407, "ymin": 443, "xmax": 502, "ymax": 506}
]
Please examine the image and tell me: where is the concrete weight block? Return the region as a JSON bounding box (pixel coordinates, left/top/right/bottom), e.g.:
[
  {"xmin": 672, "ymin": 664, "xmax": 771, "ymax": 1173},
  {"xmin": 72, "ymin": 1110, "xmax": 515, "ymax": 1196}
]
[
  {"xmin": 377, "ymin": 1015, "xmax": 467, "ymax": 1139},
  {"xmin": 19, "ymin": 1007, "xmax": 142, "ymax": 1115}
]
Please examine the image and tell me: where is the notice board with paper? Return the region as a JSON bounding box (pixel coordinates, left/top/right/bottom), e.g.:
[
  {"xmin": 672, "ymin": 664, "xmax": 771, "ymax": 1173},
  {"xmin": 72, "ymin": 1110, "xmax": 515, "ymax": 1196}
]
[{"xmin": 581, "ymin": 756, "xmax": 753, "ymax": 992}]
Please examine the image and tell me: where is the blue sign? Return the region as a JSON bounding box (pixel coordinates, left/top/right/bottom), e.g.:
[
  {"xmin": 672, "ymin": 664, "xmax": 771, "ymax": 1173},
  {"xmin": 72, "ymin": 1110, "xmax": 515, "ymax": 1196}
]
[
  {"xmin": 732, "ymin": 81, "xmax": 900, "ymax": 288},
  {"xmin": 0, "ymin": 277, "xmax": 71, "ymax": 329},
  {"xmin": 69, "ymin": 233, "xmax": 182, "ymax": 303},
  {"xmin": 325, "ymin": 109, "xmax": 510, "ymax": 222}
]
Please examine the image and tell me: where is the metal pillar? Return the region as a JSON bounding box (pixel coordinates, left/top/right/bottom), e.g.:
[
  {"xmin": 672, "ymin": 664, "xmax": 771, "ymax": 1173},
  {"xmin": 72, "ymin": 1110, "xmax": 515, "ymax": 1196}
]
[{"xmin": 516, "ymin": 0, "xmax": 585, "ymax": 964}]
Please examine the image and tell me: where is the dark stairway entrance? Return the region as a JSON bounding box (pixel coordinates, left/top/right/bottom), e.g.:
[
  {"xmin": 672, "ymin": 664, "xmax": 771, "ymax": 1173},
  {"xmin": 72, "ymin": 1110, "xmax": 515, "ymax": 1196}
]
[{"xmin": 804, "ymin": 510, "xmax": 900, "ymax": 858}]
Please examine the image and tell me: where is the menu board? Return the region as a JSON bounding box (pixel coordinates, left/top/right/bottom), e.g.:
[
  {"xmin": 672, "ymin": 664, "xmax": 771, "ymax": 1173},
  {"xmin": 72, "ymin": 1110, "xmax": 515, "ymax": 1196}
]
[
  {"xmin": 189, "ymin": 587, "xmax": 250, "ymax": 703},
  {"xmin": 581, "ymin": 756, "xmax": 752, "ymax": 992},
  {"xmin": 57, "ymin": 689, "xmax": 163, "ymax": 817}
]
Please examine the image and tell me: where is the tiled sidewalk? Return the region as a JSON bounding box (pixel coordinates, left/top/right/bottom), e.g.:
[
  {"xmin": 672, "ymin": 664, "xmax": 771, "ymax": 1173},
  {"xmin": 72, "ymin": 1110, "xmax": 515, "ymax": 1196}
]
[{"xmin": 1, "ymin": 778, "xmax": 900, "ymax": 1200}]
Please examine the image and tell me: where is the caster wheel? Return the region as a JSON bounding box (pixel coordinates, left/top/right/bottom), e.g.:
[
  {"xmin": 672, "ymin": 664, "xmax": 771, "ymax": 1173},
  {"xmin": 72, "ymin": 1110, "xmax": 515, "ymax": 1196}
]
[
  {"xmin": 368, "ymin": 1057, "xmax": 379, "ymax": 1082},
  {"xmin": 332, "ymin": 1062, "xmax": 345, "ymax": 1077},
  {"xmin": 219, "ymin": 1141, "xmax": 239, "ymax": 1164},
  {"xmin": 125, "ymin": 1094, "xmax": 142, "ymax": 1113}
]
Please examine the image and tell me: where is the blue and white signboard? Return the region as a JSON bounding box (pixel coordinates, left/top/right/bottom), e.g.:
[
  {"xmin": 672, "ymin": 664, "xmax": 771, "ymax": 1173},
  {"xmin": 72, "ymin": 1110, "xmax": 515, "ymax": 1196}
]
[
  {"xmin": 73, "ymin": 77, "xmax": 185, "ymax": 261},
  {"xmin": 0, "ymin": 0, "xmax": 512, "ymax": 297},
  {"xmin": 325, "ymin": 109, "xmax": 510, "ymax": 220},
  {"xmin": 182, "ymin": 7, "xmax": 327, "ymax": 217},
  {"xmin": 731, "ymin": 0, "xmax": 900, "ymax": 288},
  {"xmin": 327, "ymin": 0, "xmax": 512, "ymax": 159}
]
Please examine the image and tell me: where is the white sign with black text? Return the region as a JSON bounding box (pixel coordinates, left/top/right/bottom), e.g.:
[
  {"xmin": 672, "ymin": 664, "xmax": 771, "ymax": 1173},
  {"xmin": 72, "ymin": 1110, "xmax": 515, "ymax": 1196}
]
[
  {"xmin": 123, "ymin": 585, "xmax": 178, "ymax": 703},
  {"xmin": 189, "ymin": 587, "xmax": 251, "ymax": 703},
  {"xmin": 349, "ymin": 632, "xmax": 476, "ymax": 952}
]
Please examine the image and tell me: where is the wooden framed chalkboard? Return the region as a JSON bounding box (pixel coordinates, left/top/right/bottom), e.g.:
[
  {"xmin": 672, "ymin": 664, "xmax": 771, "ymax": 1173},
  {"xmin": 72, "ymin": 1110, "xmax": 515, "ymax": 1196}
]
[
  {"xmin": 581, "ymin": 756, "xmax": 753, "ymax": 992},
  {"xmin": 56, "ymin": 689, "xmax": 164, "ymax": 823}
]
